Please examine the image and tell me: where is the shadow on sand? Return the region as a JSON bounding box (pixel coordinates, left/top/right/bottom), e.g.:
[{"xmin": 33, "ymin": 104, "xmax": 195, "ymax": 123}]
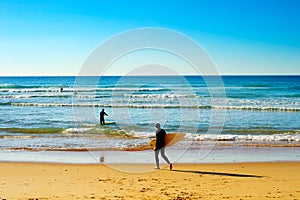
[{"xmin": 171, "ymin": 169, "xmax": 264, "ymax": 178}]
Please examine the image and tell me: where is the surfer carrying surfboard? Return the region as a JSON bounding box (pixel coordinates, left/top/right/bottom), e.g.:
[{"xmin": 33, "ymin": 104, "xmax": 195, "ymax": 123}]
[{"xmin": 154, "ymin": 123, "xmax": 173, "ymax": 170}]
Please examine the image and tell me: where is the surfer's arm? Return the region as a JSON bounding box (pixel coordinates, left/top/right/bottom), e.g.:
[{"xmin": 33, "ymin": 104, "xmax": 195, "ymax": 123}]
[{"xmin": 153, "ymin": 139, "xmax": 157, "ymax": 151}]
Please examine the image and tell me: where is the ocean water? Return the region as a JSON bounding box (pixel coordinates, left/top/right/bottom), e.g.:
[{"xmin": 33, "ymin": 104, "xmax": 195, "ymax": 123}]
[{"xmin": 0, "ymin": 76, "xmax": 299, "ymax": 163}]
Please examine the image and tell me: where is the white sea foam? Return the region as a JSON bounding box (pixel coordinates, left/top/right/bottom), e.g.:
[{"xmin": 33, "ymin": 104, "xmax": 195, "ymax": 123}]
[
  {"xmin": 128, "ymin": 131, "xmax": 155, "ymax": 138},
  {"xmin": 3, "ymin": 135, "xmax": 37, "ymax": 139},
  {"xmin": 185, "ymin": 133, "xmax": 300, "ymax": 142},
  {"xmin": 0, "ymin": 87, "xmax": 170, "ymax": 93},
  {"xmin": 0, "ymin": 94, "xmax": 71, "ymax": 99},
  {"xmin": 214, "ymin": 106, "xmax": 300, "ymax": 112},
  {"xmin": 10, "ymin": 102, "xmax": 300, "ymax": 111},
  {"xmin": 62, "ymin": 128, "xmax": 93, "ymax": 134},
  {"xmin": 124, "ymin": 94, "xmax": 196, "ymax": 98}
]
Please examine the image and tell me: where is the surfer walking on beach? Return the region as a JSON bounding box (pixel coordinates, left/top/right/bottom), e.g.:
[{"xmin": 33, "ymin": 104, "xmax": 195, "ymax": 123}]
[
  {"xmin": 100, "ymin": 109, "xmax": 108, "ymax": 125},
  {"xmin": 154, "ymin": 123, "xmax": 172, "ymax": 170}
]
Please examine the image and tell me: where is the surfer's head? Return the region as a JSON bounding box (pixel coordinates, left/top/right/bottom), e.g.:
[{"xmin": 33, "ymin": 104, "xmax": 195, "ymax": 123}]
[{"xmin": 155, "ymin": 123, "xmax": 161, "ymax": 129}]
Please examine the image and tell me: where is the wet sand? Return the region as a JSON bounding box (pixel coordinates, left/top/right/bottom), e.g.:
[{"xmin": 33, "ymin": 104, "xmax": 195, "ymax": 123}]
[{"xmin": 0, "ymin": 162, "xmax": 299, "ymax": 199}]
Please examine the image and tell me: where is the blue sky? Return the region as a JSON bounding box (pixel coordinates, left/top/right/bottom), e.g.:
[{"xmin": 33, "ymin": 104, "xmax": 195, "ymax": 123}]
[{"xmin": 0, "ymin": 0, "xmax": 299, "ymax": 75}]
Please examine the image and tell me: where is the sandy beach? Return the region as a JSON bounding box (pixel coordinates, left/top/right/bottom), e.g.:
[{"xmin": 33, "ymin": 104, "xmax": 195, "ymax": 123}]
[{"xmin": 0, "ymin": 162, "xmax": 299, "ymax": 199}]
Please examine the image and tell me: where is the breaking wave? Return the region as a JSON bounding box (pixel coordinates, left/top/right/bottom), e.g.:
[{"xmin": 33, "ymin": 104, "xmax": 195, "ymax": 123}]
[{"xmin": 8, "ymin": 102, "xmax": 300, "ymax": 111}]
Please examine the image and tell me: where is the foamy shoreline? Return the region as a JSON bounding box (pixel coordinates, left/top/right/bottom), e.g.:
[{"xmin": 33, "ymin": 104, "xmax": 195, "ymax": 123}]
[{"xmin": 1, "ymin": 145, "xmax": 299, "ymax": 164}]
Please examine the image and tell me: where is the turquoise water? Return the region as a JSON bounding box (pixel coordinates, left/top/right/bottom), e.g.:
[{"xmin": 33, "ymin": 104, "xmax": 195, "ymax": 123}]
[{"xmin": 0, "ymin": 76, "xmax": 299, "ymax": 163}]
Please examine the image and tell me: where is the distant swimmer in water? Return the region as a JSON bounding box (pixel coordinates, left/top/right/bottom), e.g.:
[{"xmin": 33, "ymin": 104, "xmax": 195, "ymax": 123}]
[
  {"xmin": 153, "ymin": 123, "xmax": 172, "ymax": 170},
  {"xmin": 100, "ymin": 109, "xmax": 108, "ymax": 125},
  {"xmin": 60, "ymin": 87, "xmax": 63, "ymax": 92}
]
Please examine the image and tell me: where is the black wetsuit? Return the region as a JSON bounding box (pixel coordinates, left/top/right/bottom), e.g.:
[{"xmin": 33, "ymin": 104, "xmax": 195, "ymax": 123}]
[
  {"xmin": 155, "ymin": 129, "xmax": 166, "ymax": 150},
  {"xmin": 155, "ymin": 128, "xmax": 170, "ymax": 168},
  {"xmin": 100, "ymin": 110, "xmax": 108, "ymax": 125}
]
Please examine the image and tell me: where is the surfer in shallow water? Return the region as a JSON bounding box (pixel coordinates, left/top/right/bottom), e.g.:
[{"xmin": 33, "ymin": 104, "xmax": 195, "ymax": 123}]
[
  {"xmin": 154, "ymin": 123, "xmax": 172, "ymax": 170},
  {"xmin": 100, "ymin": 109, "xmax": 108, "ymax": 125}
]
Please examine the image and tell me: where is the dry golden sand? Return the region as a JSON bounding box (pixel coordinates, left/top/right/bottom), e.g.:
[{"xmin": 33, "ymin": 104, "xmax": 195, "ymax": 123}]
[{"xmin": 0, "ymin": 162, "xmax": 299, "ymax": 199}]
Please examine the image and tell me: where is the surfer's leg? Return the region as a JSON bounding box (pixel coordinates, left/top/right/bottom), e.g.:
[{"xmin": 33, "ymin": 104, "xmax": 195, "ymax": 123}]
[
  {"xmin": 155, "ymin": 150, "xmax": 160, "ymax": 169},
  {"xmin": 160, "ymin": 148, "xmax": 171, "ymax": 164}
]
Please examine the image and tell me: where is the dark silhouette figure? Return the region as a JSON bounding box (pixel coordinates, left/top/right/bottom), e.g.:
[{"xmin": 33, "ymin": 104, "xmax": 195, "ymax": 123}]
[
  {"xmin": 154, "ymin": 123, "xmax": 172, "ymax": 170},
  {"xmin": 100, "ymin": 109, "xmax": 108, "ymax": 125}
]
